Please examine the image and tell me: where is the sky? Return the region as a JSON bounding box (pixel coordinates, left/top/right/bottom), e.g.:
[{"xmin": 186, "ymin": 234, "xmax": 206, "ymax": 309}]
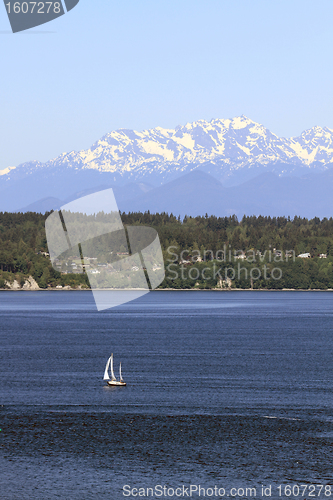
[{"xmin": 1, "ymin": 0, "xmax": 333, "ymax": 170}]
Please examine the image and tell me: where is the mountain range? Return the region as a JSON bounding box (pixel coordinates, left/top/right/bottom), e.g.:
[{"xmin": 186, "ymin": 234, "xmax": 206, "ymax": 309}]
[{"xmin": 1, "ymin": 115, "xmax": 333, "ymax": 217}]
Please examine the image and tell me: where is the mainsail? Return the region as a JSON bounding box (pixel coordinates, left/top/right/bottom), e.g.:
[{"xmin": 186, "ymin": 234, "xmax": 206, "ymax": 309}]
[
  {"xmin": 110, "ymin": 353, "xmax": 117, "ymax": 381},
  {"xmin": 119, "ymin": 362, "xmax": 123, "ymax": 382},
  {"xmin": 103, "ymin": 356, "xmax": 111, "ymax": 380}
]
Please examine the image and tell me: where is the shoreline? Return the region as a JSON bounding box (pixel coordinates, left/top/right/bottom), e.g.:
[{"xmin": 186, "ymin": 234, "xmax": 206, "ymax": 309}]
[{"xmin": 1, "ymin": 288, "xmax": 333, "ymax": 292}]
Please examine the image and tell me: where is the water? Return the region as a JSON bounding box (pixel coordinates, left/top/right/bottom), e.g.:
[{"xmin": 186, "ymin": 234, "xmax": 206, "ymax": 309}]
[{"xmin": 1, "ymin": 290, "xmax": 333, "ymax": 499}]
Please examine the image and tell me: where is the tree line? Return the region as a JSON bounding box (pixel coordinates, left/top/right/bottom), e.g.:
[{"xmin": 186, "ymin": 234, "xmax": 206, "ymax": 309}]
[{"xmin": 0, "ymin": 211, "xmax": 333, "ymax": 289}]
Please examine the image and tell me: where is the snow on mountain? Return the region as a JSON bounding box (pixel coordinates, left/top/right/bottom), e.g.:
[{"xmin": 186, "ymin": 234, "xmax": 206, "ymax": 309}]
[
  {"xmin": 0, "ymin": 166, "xmax": 16, "ymax": 176},
  {"xmin": 3, "ymin": 116, "xmax": 333, "ymax": 187}
]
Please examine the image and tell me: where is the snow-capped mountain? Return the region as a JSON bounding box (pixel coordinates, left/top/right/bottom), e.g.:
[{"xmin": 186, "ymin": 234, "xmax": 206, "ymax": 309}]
[
  {"xmin": 1, "ymin": 115, "xmax": 333, "ymax": 213},
  {"xmin": 58, "ymin": 115, "xmax": 333, "ymax": 176},
  {"xmin": 2, "ymin": 115, "xmax": 333, "ymax": 188}
]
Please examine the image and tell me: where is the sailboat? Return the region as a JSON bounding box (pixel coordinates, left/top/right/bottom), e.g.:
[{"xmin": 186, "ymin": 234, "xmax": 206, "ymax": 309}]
[{"xmin": 103, "ymin": 353, "xmax": 126, "ymax": 386}]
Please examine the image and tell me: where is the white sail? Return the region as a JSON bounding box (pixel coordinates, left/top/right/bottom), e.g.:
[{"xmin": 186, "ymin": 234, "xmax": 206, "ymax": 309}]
[
  {"xmin": 103, "ymin": 356, "xmax": 111, "ymax": 380},
  {"xmin": 110, "ymin": 353, "xmax": 116, "ymax": 380},
  {"xmin": 119, "ymin": 362, "xmax": 123, "ymax": 381}
]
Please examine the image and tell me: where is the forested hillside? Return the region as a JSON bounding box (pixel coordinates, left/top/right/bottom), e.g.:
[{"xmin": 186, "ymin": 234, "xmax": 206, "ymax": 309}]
[
  {"xmin": 0, "ymin": 212, "xmax": 88, "ymax": 289},
  {"xmin": 1, "ymin": 211, "xmax": 333, "ymax": 290}
]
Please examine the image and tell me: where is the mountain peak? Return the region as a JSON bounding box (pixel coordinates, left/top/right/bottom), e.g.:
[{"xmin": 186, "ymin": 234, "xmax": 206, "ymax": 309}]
[
  {"xmin": 3, "ymin": 117, "xmax": 333, "ymax": 188},
  {"xmin": 229, "ymin": 115, "xmax": 255, "ymax": 129}
]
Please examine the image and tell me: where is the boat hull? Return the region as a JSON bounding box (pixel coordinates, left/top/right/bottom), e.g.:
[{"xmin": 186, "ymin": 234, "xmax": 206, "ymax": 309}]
[{"xmin": 107, "ymin": 380, "xmax": 126, "ymax": 386}]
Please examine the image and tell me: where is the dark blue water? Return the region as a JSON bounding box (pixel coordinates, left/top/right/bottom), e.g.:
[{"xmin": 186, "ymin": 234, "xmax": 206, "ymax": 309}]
[{"xmin": 1, "ymin": 291, "xmax": 333, "ymax": 499}]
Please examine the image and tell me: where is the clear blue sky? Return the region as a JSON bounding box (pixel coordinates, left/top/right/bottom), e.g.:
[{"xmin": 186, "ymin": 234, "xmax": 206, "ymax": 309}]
[{"xmin": 1, "ymin": 0, "xmax": 333, "ymax": 170}]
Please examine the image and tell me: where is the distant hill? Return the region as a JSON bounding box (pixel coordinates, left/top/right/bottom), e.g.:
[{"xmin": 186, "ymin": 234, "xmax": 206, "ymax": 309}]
[
  {"xmin": 118, "ymin": 170, "xmax": 333, "ymax": 219},
  {"xmin": 17, "ymin": 169, "xmax": 333, "ymax": 220}
]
